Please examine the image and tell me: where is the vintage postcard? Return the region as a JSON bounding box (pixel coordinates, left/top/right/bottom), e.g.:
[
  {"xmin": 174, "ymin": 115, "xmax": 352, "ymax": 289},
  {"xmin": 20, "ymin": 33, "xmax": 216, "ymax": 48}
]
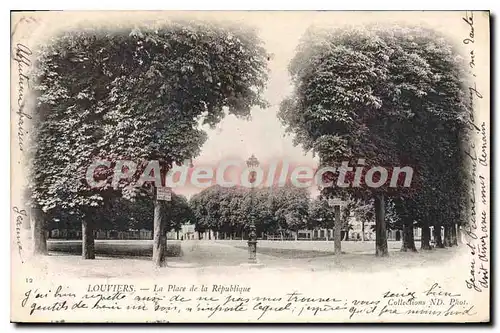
[{"xmin": 10, "ymin": 11, "xmax": 490, "ymax": 323}]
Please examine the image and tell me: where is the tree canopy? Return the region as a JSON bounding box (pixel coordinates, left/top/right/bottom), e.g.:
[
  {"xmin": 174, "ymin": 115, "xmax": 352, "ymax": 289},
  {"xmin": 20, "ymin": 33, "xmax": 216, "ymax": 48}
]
[
  {"xmin": 29, "ymin": 20, "xmax": 269, "ymax": 228},
  {"xmin": 279, "ymin": 25, "xmax": 470, "ymax": 254}
]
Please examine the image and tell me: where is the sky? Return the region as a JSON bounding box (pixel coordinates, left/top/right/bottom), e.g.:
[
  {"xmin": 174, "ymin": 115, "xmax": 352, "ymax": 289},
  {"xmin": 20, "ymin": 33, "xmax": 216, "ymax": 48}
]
[
  {"xmin": 195, "ymin": 15, "xmax": 316, "ymax": 165},
  {"xmin": 176, "ymin": 16, "xmax": 319, "ymax": 198}
]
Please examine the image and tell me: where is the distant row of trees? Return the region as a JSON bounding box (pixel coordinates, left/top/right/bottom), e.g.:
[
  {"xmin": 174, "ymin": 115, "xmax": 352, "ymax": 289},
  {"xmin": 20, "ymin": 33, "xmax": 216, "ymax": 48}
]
[
  {"xmin": 40, "ymin": 181, "xmax": 459, "ymax": 248},
  {"xmin": 188, "ymin": 184, "xmax": 411, "ymax": 243}
]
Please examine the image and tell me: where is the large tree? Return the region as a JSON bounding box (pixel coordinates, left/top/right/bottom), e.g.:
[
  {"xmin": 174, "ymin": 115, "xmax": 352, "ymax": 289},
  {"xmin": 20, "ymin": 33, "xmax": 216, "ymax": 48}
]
[
  {"xmin": 29, "ymin": 21, "xmax": 269, "ymax": 265},
  {"xmin": 29, "ymin": 28, "xmax": 126, "ymax": 258},
  {"xmin": 280, "ymin": 26, "xmax": 415, "ymax": 256},
  {"xmin": 279, "ymin": 25, "xmax": 468, "ymax": 256},
  {"xmin": 103, "ymin": 22, "xmax": 269, "ymax": 266}
]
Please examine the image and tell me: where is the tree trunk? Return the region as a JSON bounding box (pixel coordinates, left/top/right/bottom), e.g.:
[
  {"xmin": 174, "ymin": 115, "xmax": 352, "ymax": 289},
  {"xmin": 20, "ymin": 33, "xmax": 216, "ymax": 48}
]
[
  {"xmin": 409, "ymin": 227, "xmax": 416, "ymax": 251},
  {"xmin": 82, "ymin": 219, "xmax": 95, "ymax": 259},
  {"xmin": 374, "ymin": 194, "xmax": 389, "ymax": 257},
  {"xmin": 421, "ymin": 224, "xmax": 432, "ymax": 250},
  {"xmin": 456, "ymin": 224, "xmax": 463, "ymax": 244},
  {"xmin": 334, "ymin": 205, "xmax": 342, "ymax": 255},
  {"xmin": 401, "ymin": 219, "xmax": 417, "ymax": 252},
  {"xmin": 152, "ymin": 199, "xmax": 166, "ymax": 267},
  {"xmin": 325, "ymin": 228, "xmax": 329, "ymax": 241},
  {"xmin": 361, "ymin": 220, "xmax": 365, "ymax": 242},
  {"xmin": 294, "ymin": 231, "xmax": 298, "ymax": 241},
  {"xmin": 451, "ymin": 224, "xmax": 458, "ymax": 246},
  {"xmin": 31, "ymin": 208, "xmax": 47, "ymax": 256},
  {"xmin": 443, "ymin": 224, "xmax": 453, "ymax": 247},
  {"xmin": 433, "ymin": 225, "xmax": 444, "ymax": 248}
]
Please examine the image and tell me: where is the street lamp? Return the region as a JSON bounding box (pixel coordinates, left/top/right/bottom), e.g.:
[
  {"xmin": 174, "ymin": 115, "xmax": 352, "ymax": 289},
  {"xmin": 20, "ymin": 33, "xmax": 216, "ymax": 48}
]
[{"xmin": 246, "ymin": 154, "xmax": 259, "ymax": 264}]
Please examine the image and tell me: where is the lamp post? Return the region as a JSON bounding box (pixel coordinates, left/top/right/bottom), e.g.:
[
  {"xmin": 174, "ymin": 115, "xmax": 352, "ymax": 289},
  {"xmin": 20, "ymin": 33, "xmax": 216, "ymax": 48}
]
[{"xmin": 246, "ymin": 154, "xmax": 259, "ymax": 264}]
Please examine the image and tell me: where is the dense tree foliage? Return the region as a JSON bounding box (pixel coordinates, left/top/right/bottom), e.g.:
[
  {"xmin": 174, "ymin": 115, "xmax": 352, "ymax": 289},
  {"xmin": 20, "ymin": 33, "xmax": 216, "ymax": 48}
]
[
  {"xmin": 29, "ymin": 20, "xmax": 269, "ymax": 263},
  {"xmin": 190, "ymin": 185, "xmax": 311, "ymax": 239}
]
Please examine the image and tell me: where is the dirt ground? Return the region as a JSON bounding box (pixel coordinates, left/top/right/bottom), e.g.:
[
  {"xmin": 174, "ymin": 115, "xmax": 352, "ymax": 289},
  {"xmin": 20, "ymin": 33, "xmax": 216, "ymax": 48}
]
[{"xmin": 31, "ymin": 239, "xmax": 465, "ymax": 279}]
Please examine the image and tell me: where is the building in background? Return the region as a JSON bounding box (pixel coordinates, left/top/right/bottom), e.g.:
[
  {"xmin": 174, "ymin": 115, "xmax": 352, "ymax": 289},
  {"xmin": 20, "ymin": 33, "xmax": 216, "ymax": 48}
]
[{"xmin": 167, "ymin": 224, "xmax": 194, "ymax": 240}]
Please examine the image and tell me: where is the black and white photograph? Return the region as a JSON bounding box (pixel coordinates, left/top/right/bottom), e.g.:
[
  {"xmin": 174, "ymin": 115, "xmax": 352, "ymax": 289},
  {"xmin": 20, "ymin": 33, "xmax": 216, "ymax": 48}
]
[{"xmin": 10, "ymin": 10, "xmax": 490, "ymax": 323}]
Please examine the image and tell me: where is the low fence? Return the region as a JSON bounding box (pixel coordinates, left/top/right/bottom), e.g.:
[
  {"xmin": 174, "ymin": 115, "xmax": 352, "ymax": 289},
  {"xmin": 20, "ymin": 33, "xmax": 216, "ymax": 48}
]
[
  {"xmin": 49, "ymin": 228, "xmax": 423, "ymax": 242},
  {"xmin": 47, "ymin": 239, "xmax": 182, "ymax": 257},
  {"xmin": 49, "ymin": 229, "xmax": 153, "ymax": 240}
]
